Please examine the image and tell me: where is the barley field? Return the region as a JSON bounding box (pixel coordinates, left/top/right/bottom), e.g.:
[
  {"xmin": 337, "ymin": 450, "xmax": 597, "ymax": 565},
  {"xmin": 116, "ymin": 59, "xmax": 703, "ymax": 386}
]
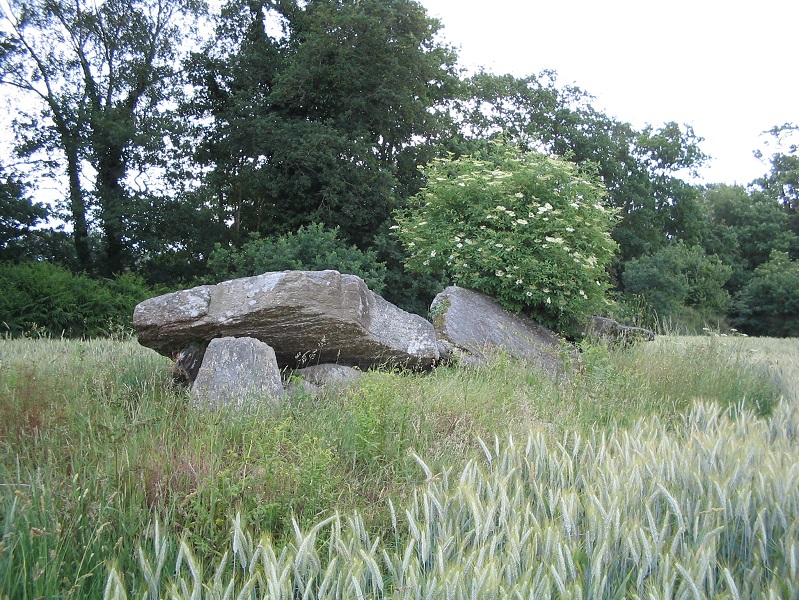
[{"xmin": 1, "ymin": 334, "xmax": 796, "ymax": 598}]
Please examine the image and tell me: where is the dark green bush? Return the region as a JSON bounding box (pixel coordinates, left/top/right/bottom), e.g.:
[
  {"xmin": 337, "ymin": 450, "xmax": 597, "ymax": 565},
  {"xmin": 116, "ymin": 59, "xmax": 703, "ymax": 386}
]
[
  {"xmin": 734, "ymin": 251, "xmax": 799, "ymax": 337},
  {"xmin": 622, "ymin": 241, "xmax": 732, "ymax": 331},
  {"xmin": 0, "ymin": 261, "xmax": 153, "ymax": 337},
  {"xmin": 206, "ymin": 223, "xmax": 388, "ymax": 294}
]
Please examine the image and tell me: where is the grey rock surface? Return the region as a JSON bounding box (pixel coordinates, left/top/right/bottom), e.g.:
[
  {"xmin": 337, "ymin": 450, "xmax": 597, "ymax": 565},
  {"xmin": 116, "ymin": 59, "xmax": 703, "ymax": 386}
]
[
  {"xmin": 191, "ymin": 337, "xmax": 283, "ymax": 409},
  {"xmin": 430, "ymin": 286, "xmax": 569, "ymax": 378},
  {"xmin": 585, "ymin": 316, "xmax": 655, "ymax": 343},
  {"xmin": 134, "ymin": 270, "xmax": 438, "ymax": 369},
  {"xmin": 293, "ymin": 363, "xmax": 362, "ymax": 387},
  {"xmin": 288, "ymin": 363, "xmax": 363, "ymax": 396}
]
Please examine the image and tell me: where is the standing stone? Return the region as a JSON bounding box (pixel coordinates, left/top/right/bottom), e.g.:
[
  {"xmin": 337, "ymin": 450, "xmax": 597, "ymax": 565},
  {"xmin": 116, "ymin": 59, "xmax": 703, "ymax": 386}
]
[
  {"xmin": 191, "ymin": 337, "xmax": 283, "ymax": 409},
  {"xmin": 430, "ymin": 286, "xmax": 569, "ymax": 378},
  {"xmin": 171, "ymin": 345, "xmax": 204, "ymax": 387}
]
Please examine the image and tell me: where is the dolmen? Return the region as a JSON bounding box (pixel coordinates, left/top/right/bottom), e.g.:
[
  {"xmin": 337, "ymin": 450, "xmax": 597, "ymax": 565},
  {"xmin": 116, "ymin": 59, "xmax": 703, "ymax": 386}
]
[
  {"xmin": 133, "ymin": 271, "xmax": 653, "ymax": 409},
  {"xmin": 133, "ymin": 270, "xmax": 438, "ymax": 407}
]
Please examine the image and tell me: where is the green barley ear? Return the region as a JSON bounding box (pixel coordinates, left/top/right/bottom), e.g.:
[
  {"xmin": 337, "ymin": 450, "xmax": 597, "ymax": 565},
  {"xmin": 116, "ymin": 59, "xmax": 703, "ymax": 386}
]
[
  {"xmin": 411, "ymin": 451, "xmax": 433, "ymax": 479},
  {"xmin": 477, "ymin": 437, "xmax": 493, "ymax": 464},
  {"xmin": 172, "ymin": 539, "xmax": 202, "ymax": 600},
  {"xmin": 137, "ymin": 519, "xmax": 168, "ymax": 600},
  {"xmin": 210, "ymin": 551, "xmax": 232, "ymax": 599},
  {"xmin": 103, "ymin": 566, "xmax": 127, "ymax": 600},
  {"xmin": 722, "ymin": 567, "xmax": 741, "ymax": 600},
  {"xmin": 388, "ymin": 498, "xmax": 399, "ymax": 543},
  {"xmin": 231, "ymin": 513, "xmax": 253, "ymax": 573}
]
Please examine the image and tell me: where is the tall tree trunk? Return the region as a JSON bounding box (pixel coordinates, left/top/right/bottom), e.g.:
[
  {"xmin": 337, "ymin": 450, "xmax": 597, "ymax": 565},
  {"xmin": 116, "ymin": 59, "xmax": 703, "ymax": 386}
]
[
  {"xmin": 64, "ymin": 137, "xmax": 92, "ymax": 272},
  {"xmin": 95, "ymin": 138, "xmax": 129, "ymax": 276}
]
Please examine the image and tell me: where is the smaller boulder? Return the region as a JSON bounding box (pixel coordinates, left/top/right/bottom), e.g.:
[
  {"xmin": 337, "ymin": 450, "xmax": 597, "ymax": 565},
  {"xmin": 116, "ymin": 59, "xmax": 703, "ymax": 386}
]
[
  {"xmin": 294, "ymin": 364, "xmax": 362, "ymax": 387},
  {"xmin": 288, "ymin": 363, "xmax": 362, "ymax": 396},
  {"xmin": 192, "ymin": 337, "xmax": 283, "ymax": 409},
  {"xmin": 430, "ymin": 286, "xmax": 570, "ymax": 378},
  {"xmin": 585, "ymin": 316, "xmax": 655, "ymax": 344}
]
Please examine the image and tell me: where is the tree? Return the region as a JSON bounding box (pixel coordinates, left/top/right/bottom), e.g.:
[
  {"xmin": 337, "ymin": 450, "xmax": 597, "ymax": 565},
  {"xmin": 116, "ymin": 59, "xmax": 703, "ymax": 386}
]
[
  {"xmin": 757, "ymin": 123, "xmax": 799, "ymax": 209},
  {"xmin": 186, "ymin": 0, "xmax": 458, "ymax": 247},
  {"xmin": 394, "ymin": 143, "xmax": 618, "ymax": 336},
  {"xmin": 622, "ymin": 241, "xmax": 732, "ymax": 330},
  {"xmin": 735, "ymin": 251, "xmax": 799, "ymax": 337},
  {"xmin": 0, "ymin": 0, "xmax": 207, "ymax": 274},
  {"xmin": 699, "ymin": 184, "xmax": 797, "ymax": 294},
  {"xmin": 755, "ymin": 123, "xmax": 799, "ymax": 247},
  {"xmin": 452, "ymin": 72, "xmax": 708, "ymax": 263},
  {"xmin": 0, "ymin": 163, "xmax": 48, "ymax": 261}
]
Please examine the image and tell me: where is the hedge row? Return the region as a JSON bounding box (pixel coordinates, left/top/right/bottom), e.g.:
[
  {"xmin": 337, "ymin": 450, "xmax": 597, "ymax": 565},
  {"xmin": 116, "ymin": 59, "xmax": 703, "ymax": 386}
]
[{"xmin": 0, "ymin": 261, "xmax": 155, "ymax": 338}]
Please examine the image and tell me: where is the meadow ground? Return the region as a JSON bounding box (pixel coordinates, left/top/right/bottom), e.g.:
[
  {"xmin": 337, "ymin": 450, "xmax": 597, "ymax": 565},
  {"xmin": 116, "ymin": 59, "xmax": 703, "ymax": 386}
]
[{"xmin": 0, "ymin": 334, "xmax": 796, "ymax": 598}]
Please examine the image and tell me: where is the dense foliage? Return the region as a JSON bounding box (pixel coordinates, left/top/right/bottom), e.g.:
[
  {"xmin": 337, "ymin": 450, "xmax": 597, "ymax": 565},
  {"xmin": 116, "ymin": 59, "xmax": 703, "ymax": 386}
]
[
  {"xmin": 452, "ymin": 72, "xmax": 709, "ymax": 263},
  {"xmin": 0, "ymin": 262, "xmax": 153, "ymax": 337},
  {"xmin": 734, "ymin": 251, "xmax": 799, "ymax": 337},
  {"xmin": 1, "ymin": 0, "xmax": 797, "ymax": 334},
  {"xmin": 0, "ymin": 166, "xmax": 49, "ymax": 262},
  {"xmin": 206, "ymin": 223, "xmax": 388, "ymax": 293},
  {"xmin": 395, "ymin": 145, "xmax": 617, "ymax": 334},
  {"xmin": 184, "ymin": 0, "xmax": 457, "ymax": 250},
  {"xmin": 622, "ymin": 242, "xmax": 732, "ymax": 329}
]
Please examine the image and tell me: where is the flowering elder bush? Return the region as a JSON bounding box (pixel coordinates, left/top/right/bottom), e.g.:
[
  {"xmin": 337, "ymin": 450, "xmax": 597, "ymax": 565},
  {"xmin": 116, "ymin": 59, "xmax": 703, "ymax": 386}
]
[{"xmin": 393, "ymin": 145, "xmax": 618, "ymax": 334}]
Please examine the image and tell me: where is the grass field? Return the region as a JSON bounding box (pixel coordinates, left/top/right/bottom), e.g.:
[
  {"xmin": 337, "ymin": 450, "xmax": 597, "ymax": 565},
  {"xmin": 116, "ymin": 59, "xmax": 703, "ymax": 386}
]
[{"xmin": 0, "ymin": 334, "xmax": 796, "ymax": 598}]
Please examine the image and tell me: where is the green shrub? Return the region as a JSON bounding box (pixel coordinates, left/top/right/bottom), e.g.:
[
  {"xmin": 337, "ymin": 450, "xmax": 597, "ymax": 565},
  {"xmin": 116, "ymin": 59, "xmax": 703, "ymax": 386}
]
[
  {"xmin": 734, "ymin": 250, "xmax": 799, "ymax": 337},
  {"xmin": 206, "ymin": 223, "xmax": 387, "ymax": 294},
  {"xmin": 0, "ymin": 261, "xmax": 153, "ymax": 337},
  {"xmin": 622, "ymin": 241, "xmax": 732, "ymax": 331},
  {"xmin": 393, "ymin": 144, "xmax": 618, "ymax": 336}
]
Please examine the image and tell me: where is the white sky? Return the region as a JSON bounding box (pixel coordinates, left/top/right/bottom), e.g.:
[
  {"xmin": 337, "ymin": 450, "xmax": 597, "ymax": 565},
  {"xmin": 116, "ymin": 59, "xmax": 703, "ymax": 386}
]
[{"xmin": 421, "ymin": 0, "xmax": 798, "ymax": 186}]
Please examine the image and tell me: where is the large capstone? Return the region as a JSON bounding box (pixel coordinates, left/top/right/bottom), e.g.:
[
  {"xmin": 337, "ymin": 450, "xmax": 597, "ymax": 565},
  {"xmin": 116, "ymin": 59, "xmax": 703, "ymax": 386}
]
[
  {"xmin": 430, "ymin": 286, "xmax": 570, "ymax": 378},
  {"xmin": 133, "ymin": 270, "xmax": 438, "ymax": 369}
]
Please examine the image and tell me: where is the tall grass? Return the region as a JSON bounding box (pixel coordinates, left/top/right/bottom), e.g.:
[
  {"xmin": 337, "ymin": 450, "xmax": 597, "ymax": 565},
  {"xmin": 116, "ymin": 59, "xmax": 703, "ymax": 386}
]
[
  {"xmin": 108, "ymin": 399, "xmax": 799, "ymax": 598},
  {"xmin": 0, "ymin": 335, "xmax": 792, "ymax": 598}
]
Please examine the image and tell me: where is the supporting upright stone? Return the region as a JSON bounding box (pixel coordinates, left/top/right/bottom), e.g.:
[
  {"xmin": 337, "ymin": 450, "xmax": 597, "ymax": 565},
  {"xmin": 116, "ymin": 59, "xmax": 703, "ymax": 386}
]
[{"xmin": 191, "ymin": 337, "xmax": 283, "ymax": 410}]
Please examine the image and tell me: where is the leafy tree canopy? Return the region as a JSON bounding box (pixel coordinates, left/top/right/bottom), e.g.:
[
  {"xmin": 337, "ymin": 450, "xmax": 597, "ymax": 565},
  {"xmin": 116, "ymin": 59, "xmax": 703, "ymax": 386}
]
[
  {"xmin": 699, "ymin": 184, "xmax": 798, "ymax": 294},
  {"xmin": 0, "ymin": 0, "xmax": 208, "ymax": 274},
  {"xmin": 756, "ymin": 123, "xmax": 799, "ymax": 212},
  {"xmin": 186, "ymin": 0, "xmax": 459, "ymax": 247},
  {"xmin": 755, "ymin": 123, "xmax": 799, "ymax": 248},
  {"xmin": 622, "ymin": 241, "xmax": 732, "ymax": 330},
  {"xmin": 0, "ymin": 164, "xmax": 49, "ymax": 261},
  {"xmin": 735, "ymin": 251, "xmax": 799, "ymax": 337},
  {"xmin": 452, "ymin": 71, "xmax": 708, "ymax": 263}
]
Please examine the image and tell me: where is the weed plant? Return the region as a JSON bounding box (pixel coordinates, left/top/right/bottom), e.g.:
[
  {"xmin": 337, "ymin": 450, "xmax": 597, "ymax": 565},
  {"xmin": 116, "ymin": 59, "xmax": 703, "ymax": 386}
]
[{"xmin": 0, "ymin": 335, "xmax": 791, "ymax": 598}]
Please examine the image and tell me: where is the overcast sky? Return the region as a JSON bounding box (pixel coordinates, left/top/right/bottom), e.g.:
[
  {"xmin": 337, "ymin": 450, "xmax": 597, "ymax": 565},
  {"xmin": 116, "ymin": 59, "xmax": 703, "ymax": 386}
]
[{"xmin": 420, "ymin": 0, "xmax": 798, "ymax": 186}]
